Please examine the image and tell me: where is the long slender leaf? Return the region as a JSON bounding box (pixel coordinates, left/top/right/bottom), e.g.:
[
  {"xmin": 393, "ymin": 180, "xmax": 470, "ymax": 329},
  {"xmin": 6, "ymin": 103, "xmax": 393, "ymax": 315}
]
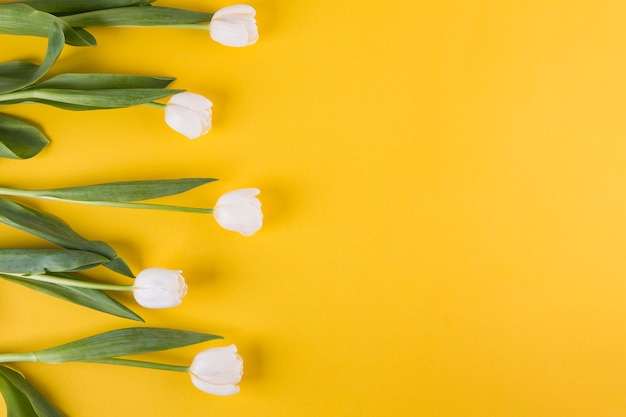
[
  {"xmin": 22, "ymin": 87, "xmax": 183, "ymax": 108},
  {"xmin": 0, "ymin": 113, "xmax": 48, "ymax": 159},
  {"xmin": 62, "ymin": 6, "xmax": 213, "ymax": 27},
  {"xmin": 0, "ymin": 62, "xmax": 39, "ymax": 86},
  {"xmin": 34, "ymin": 328, "xmax": 222, "ymax": 363},
  {"xmin": 0, "ymin": 98, "xmax": 107, "ymax": 111},
  {"xmin": 0, "ymin": 273, "xmax": 143, "ymax": 321},
  {"xmin": 0, "ymin": 366, "xmax": 64, "ymax": 417},
  {"xmin": 0, "ymin": 19, "xmax": 65, "ymax": 94},
  {"xmin": 0, "ymin": 3, "xmax": 94, "ymax": 46},
  {"xmin": 31, "ymin": 73, "xmax": 175, "ymax": 90},
  {"xmin": 9, "ymin": 0, "xmax": 155, "ymax": 15},
  {"xmin": 0, "ymin": 369, "xmax": 39, "ymax": 417},
  {"xmin": 0, "ymin": 198, "xmax": 133, "ymax": 277},
  {"xmin": 0, "ymin": 249, "xmax": 108, "ymax": 274},
  {"xmin": 23, "ymin": 178, "xmax": 217, "ymax": 202}
]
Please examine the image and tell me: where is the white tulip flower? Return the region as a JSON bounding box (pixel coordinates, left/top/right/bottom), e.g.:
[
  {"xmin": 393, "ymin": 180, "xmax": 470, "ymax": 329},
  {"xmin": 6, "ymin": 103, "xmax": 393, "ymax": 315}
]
[
  {"xmin": 213, "ymin": 188, "xmax": 263, "ymax": 236},
  {"xmin": 190, "ymin": 345, "xmax": 243, "ymax": 396},
  {"xmin": 164, "ymin": 92, "xmax": 213, "ymax": 139},
  {"xmin": 132, "ymin": 268, "xmax": 188, "ymax": 308},
  {"xmin": 209, "ymin": 5, "xmax": 258, "ymax": 47}
]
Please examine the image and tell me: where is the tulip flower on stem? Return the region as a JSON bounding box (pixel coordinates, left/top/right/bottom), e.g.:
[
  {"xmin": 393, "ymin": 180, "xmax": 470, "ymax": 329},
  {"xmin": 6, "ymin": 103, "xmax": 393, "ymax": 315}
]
[
  {"xmin": 0, "ymin": 183, "xmax": 264, "ymax": 236},
  {"xmin": 88, "ymin": 345, "xmax": 244, "ymax": 396},
  {"xmin": 0, "ymin": 268, "xmax": 188, "ymax": 309},
  {"xmin": 0, "ymin": 328, "xmax": 241, "ymax": 396},
  {"xmin": 61, "ymin": 4, "xmax": 259, "ymax": 48}
]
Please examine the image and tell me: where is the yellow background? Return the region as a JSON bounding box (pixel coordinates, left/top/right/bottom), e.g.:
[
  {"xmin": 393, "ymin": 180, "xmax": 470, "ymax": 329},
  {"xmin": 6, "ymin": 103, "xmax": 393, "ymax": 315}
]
[{"xmin": 1, "ymin": 0, "xmax": 626, "ymax": 416}]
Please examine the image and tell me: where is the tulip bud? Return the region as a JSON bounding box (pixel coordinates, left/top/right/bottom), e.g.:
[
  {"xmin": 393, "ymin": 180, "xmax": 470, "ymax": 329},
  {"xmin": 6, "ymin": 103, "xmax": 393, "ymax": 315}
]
[
  {"xmin": 189, "ymin": 345, "xmax": 243, "ymax": 396},
  {"xmin": 213, "ymin": 188, "xmax": 263, "ymax": 236},
  {"xmin": 209, "ymin": 5, "xmax": 258, "ymax": 47},
  {"xmin": 164, "ymin": 92, "xmax": 213, "ymax": 139},
  {"xmin": 133, "ymin": 268, "xmax": 188, "ymax": 308}
]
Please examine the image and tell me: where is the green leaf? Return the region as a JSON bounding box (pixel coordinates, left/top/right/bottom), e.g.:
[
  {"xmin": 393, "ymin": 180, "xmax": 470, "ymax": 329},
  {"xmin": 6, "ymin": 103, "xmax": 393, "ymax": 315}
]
[
  {"xmin": 0, "ymin": 272, "xmax": 143, "ymax": 321},
  {"xmin": 0, "ymin": 3, "xmax": 95, "ymax": 47},
  {"xmin": 33, "ymin": 328, "xmax": 222, "ymax": 363},
  {"xmin": 32, "ymin": 73, "xmax": 175, "ymax": 90},
  {"xmin": 0, "ymin": 198, "xmax": 133, "ymax": 277},
  {"xmin": 20, "ymin": 87, "xmax": 184, "ymax": 109},
  {"xmin": 0, "ymin": 249, "xmax": 108, "ymax": 274},
  {"xmin": 0, "ymin": 113, "xmax": 49, "ymax": 159},
  {"xmin": 0, "ymin": 62, "xmax": 39, "ymax": 85},
  {"xmin": 62, "ymin": 6, "xmax": 213, "ymax": 27},
  {"xmin": 10, "ymin": 0, "xmax": 155, "ymax": 15},
  {"xmin": 0, "ymin": 21, "xmax": 65, "ymax": 94},
  {"xmin": 0, "ymin": 366, "xmax": 64, "ymax": 417},
  {"xmin": 24, "ymin": 178, "xmax": 217, "ymax": 202}
]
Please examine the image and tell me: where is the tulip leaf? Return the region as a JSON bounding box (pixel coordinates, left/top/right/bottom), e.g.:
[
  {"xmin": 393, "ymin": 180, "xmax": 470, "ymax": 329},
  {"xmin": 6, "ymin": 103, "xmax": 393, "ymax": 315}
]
[
  {"xmin": 0, "ymin": 114, "xmax": 49, "ymax": 160},
  {"xmin": 0, "ymin": 4, "xmax": 95, "ymax": 47},
  {"xmin": 17, "ymin": 88, "xmax": 184, "ymax": 109},
  {"xmin": 12, "ymin": 0, "xmax": 155, "ymax": 15},
  {"xmin": 32, "ymin": 73, "xmax": 175, "ymax": 90},
  {"xmin": 0, "ymin": 366, "xmax": 64, "ymax": 417},
  {"xmin": 0, "ymin": 198, "xmax": 134, "ymax": 277},
  {"xmin": 62, "ymin": 6, "xmax": 213, "ymax": 27},
  {"xmin": 0, "ymin": 62, "xmax": 39, "ymax": 87},
  {"xmin": 33, "ymin": 327, "xmax": 222, "ymax": 363},
  {"xmin": 0, "ymin": 249, "xmax": 108, "ymax": 274},
  {"xmin": 22, "ymin": 178, "xmax": 218, "ymax": 202},
  {"xmin": 0, "ymin": 21, "xmax": 64, "ymax": 94},
  {"xmin": 0, "ymin": 272, "xmax": 143, "ymax": 321}
]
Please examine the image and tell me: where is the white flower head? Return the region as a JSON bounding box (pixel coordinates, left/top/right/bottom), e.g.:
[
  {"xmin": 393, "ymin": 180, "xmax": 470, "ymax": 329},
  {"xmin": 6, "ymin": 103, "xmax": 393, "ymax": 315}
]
[
  {"xmin": 213, "ymin": 188, "xmax": 263, "ymax": 236},
  {"xmin": 164, "ymin": 92, "xmax": 213, "ymax": 139},
  {"xmin": 190, "ymin": 344, "xmax": 243, "ymax": 396},
  {"xmin": 133, "ymin": 268, "xmax": 188, "ymax": 308},
  {"xmin": 209, "ymin": 5, "xmax": 258, "ymax": 47}
]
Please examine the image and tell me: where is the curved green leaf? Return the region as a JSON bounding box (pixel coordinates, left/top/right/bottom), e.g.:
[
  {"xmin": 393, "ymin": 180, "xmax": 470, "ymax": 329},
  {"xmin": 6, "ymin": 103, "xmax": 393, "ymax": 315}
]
[
  {"xmin": 0, "ymin": 3, "xmax": 94, "ymax": 46},
  {"xmin": 62, "ymin": 6, "xmax": 213, "ymax": 27},
  {"xmin": 24, "ymin": 178, "xmax": 217, "ymax": 202},
  {"xmin": 34, "ymin": 328, "xmax": 222, "ymax": 363},
  {"xmin": 0, "ymin": 198, "xmax": 133, "ymax": 277},
  {"xmin": 0, "ymin": 62, "xmax": 39, "ymax": 85},
  {"xmin": 11, "ymin": 0, "xmax": 155, "ymax": 15},
  {"xmin": 0, "ymin": 17, "xmax": 65, "ymax": 94},
  {"xmin": 21, "ymin": 87, "xmax": 184, "ymax": 108},
  {"xmin": 0, "ymin": 113, "xmax": 48, "ymax": 160},
  {"xmin": 32, "ymin": 73, "xmax": 175, "ymax": 90},
  {"xmin": 0, "ymin": 366, "xmax": 64, "ymax": 417},
  {"xmin": 0, "ymin": 249, "xmax": 108, "ymax": 274},
  {"xmin": 0, "ymin": 272, "xmax": 143, "ymax": 321}
]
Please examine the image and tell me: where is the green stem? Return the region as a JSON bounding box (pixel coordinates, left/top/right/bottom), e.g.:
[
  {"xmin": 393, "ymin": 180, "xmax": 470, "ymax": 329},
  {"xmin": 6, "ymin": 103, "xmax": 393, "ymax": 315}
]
[
  {"xmin": 85, "ymin": 357, "xmax": 190, "ymax": 372},
  {"xmin": 0, "ymin": 187, "xmax": 213, "ymax": 214},
  {"xmin": 0, "ymin": 272, "xmax": 134, "ymax": 291},
  {"xmin": 143, "ymin": 101, "xmax": 166, "ymax": 109},
  {"xmin": 0, "ymin": 353, "xmax": 38, "ymax": 363},
  {"xmin": 0, "ymin": 90, "xmax": 35, "ymax": 103},
  {"xmin": 143, "ymin": 23, "xmax": 210, "ymax": 30}
]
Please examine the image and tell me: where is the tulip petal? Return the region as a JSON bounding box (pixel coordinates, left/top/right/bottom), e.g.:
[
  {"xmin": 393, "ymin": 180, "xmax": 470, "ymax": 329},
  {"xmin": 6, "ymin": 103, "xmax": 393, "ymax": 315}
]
[
  {"xmin": 133, "ymin": 268, "xmax": 187, "ymax": 309},
  {"xmin": 209, "ymin": 5, "xmax": 258, "ymax": 47},
  {"xmin": 189, "ymin": 345, "xmax": 243, "ymax": 395},
  {"xmin": 212, "ymin": 4, "xmax": 256, "ymax": 19},
  {"xmin": 213, "ymin": 188, "xmax": 263, "ymax": 236},
  {"xmin": 165, "ymin": 92, "xmax": 212, "ymax": 139},
  {"xmin": 190, "ymin": 379, "xmax": 240, "ymax": 396}
]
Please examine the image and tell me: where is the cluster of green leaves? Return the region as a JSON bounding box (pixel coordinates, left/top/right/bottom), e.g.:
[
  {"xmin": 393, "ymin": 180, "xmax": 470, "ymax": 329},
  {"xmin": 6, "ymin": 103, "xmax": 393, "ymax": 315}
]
[
  {"xmin": 0, "ymin": 327, "xmax": 221, "ymax": 417},
  {"xmin": 0, "ymin": 178, "xmax": 215, "ymax": 318},
  {"xmin": 0, "ymin": 2, "xmax": 227, "ymax": 414},
  {"xmin": 0, "ymin": 0, "xmax": 214, "ymax": 160}
]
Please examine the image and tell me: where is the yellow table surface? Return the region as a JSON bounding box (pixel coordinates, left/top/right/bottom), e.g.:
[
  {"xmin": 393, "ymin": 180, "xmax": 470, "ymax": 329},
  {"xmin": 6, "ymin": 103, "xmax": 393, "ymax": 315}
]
[{"xmin": 2, "ymin": 1, "xmax": 626, "ymax": 416}]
